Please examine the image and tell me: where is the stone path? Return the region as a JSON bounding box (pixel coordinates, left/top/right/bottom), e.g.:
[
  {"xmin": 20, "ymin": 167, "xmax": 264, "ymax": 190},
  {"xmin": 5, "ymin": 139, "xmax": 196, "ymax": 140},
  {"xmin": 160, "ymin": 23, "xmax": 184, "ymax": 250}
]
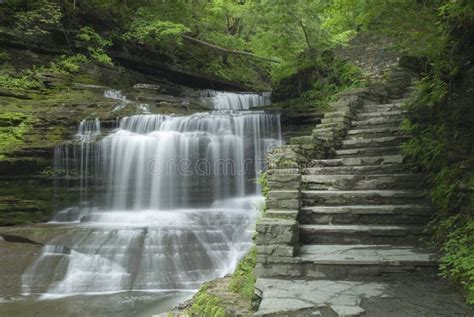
[
  {"xmin": 254, "ymin": 71, "xmax": 473, "ymax": 316},
  {"xmin": 255, "ymin": 279, "xmax": 385, "ymax": 316},
  {"xmin": 255, "ymin": 276, "xmax": 473, "ymax": 317}
]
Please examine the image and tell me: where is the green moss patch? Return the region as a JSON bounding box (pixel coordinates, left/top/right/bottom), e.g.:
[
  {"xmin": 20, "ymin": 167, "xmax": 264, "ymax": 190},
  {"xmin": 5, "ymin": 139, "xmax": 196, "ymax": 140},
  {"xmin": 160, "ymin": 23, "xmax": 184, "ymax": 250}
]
[
  {"xmin": 187, "ymin": 283, "xmax": 226, "ymax": 317},
  {"xmin": 0, "ymin": 112, "xmax": 34, "ymax": 157},
  {"xmin": 228, "ymin": 247, "xmax": 257, "ymax": 301},
  {"xmin": 181, "ymin": 248, "xmax": 257, "ymax": 316}
]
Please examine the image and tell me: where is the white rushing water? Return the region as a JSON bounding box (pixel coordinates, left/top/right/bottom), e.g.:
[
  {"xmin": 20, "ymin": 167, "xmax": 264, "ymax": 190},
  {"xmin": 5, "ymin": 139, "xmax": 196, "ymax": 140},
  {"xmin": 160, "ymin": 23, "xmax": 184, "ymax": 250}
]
[
  {"xmin": 202, "ymin": 90, "xmax": 271, "ymax": 110},
  {"xmin": 22, "ymin": 90, "xmax": 279, "ymax": 296}
]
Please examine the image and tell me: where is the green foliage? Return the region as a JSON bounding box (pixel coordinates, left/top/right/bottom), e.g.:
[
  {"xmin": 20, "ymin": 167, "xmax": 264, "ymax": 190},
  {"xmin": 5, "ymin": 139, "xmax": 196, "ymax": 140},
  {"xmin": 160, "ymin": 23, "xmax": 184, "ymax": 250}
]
[
  {"xmin": 187, "ymin": 283, "xmax": 226, "ymax": 317},
  {"xmin": 273, "ymin": 53, "xmax": 364, "ymax": 108},
  {"xmin": 302, "ymin": 58, "xmax": 363, "ymax": 108},
  {"xmin": 0, "ymin": 112, "xmax": 34, "ymax": 156},
  {"xmin": 228, "ymin": 247, "xmax": 257, "ymax": 302},
  {"xmin": 89, "ymin": 48, "xmax": 113, "ymax": 65},
  {"xmin": 438, "ymin": 0, "xmax": 474, "ymax": 25},
  {"xmin": 400, "ymin": 122, "xmax": 447, "ymax": 171},
  {"xmin": 13, "ymin": 0, "xmax": 62, "ymax": 36},
  {"xmin": 322, "ymin": 0, "xmax": 446, "ymax": 58},
  {"xmin": 0, "ymin": 67, "xmax": 42, "ymax": 90},
  {"xmin": 49, "ymin": 55, "xmax": 88, "ymax": 74},
  {"xmin": 257, "ymin": 172, "xmax": 269, "ymax": 198},
  {"xmin": 186, "ymin": 248, "xmax": 256, "ymax": 316},
  {"xmin": 123, "ymin": 8, "xmax": 190, "ymax": 46},
  {"xmin": 78, "ymin": 26, "xmax": 112, "ymax": 48},
  {"xmin": 77, "ymin": 27, "xmax": 113, "ymax": 65},
  {"xmin": 436, "ymin": 215, "xmax": 474, "ymax": 304},
  {"xmin": 0, "ymin": 50, "xmax": 10, "ymax": 64},
  {"xmin": 403, "ymin": 76, "xmax": 474, "ymax": 302},
  {"xmin": 396, "ymin": 0, "xmax": 474, "ymax": 303}
]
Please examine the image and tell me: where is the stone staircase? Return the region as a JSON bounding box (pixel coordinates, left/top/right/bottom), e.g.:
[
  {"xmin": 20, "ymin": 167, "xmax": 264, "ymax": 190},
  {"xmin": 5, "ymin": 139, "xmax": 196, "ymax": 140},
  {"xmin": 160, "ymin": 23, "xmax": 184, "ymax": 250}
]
[
  {"xmin": 254, "ymin": 68, "xmax": 441, "ymax": 316},
  {"xmin": 297, "ymin": 97, "xmax": 437, "ymax": 280}
]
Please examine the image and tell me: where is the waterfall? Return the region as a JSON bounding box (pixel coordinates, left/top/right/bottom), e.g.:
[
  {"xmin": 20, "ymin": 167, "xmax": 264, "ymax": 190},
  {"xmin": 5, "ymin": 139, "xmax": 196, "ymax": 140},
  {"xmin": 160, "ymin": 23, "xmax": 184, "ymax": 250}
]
[
  {"xmin": 202, "ymin": 90, "xmax": 271, "ymax": 110},
  {"xmin": 23, "ymin": 90, "xmax": 280, "ymax": 296}
]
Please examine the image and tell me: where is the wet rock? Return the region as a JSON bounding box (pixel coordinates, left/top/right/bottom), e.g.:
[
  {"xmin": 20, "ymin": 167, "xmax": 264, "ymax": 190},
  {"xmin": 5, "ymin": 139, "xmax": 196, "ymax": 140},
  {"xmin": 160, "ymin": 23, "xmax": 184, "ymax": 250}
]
[{"xmin": 133, "ymin": 83, "xmax": 161, "ymax": 91}]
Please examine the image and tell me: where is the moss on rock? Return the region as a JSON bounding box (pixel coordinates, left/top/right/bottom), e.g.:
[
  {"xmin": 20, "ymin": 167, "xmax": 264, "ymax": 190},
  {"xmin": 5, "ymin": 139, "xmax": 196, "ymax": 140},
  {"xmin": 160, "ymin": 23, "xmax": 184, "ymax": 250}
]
[
  {"xmin": 187, "ymin": 282, "xmax": 226, "ymax": 317},
  {"xmin": 228, "ymin": 247, "xmax": 257, "ymax": 301}
]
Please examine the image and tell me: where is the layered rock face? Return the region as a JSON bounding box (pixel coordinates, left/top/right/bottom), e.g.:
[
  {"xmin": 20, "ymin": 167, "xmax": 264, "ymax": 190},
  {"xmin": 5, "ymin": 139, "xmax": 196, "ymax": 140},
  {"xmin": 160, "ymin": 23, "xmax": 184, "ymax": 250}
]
[{"xmin": 0, "ymin": 63, "xmax": 214, "ymax": 226}]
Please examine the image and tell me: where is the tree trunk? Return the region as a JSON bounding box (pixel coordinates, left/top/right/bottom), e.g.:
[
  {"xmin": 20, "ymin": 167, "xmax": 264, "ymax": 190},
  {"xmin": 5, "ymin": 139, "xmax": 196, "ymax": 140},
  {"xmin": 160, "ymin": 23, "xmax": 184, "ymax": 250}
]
[{"xmin": 299, "ymin": 19, "xmax": 313, "ymax": 52}]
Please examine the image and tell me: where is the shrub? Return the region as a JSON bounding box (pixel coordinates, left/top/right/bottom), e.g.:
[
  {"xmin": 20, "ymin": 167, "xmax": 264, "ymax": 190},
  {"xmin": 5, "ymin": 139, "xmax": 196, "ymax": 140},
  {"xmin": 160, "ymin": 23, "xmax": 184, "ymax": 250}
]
[
  {"xmin": 14, "ymin": 1, "xmax": 62, "ymax": 36},
  {"xmin": 49, "ymin": 55, "xmax": 88, "ymax": 74},
  {"xmin": 437, "ymin": 215, "xmax": 474, "ymax": 304},
  {"xmin": 77, "ymin": 27, "xmax": 114, "ymax": 66}
]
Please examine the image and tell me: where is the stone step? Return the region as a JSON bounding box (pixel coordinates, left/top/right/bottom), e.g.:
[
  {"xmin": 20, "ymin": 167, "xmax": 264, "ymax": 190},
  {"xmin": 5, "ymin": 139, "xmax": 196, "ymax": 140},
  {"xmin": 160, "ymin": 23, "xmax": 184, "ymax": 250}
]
[
  {"xmin": 302, "ymin": 174, "xmax": 425, "ymax": 190},
  {"xmin": 390, "ymin": 98, "xmax": 409, "ymax": 104},
  {"xmin": 335, "ymin": 146, "xmax": 401, "ymax": 157},
  {"xmin": 323, "ymin": 111, "xmax": 352, "ymax": 119},
  {"xmin": 360, "ymin": 103, "xmax": 404, "ymax": 112},
  {"xmin": 299, "ymin": 204, "xmax": 432, "ymax": 225},
  {"xmin": 298, "ymin": 244, "xmax": 438, "ymax": 280},
  {"xmin": 321, "ymin": 117, "xmax": 350, "ymax": 125},
  {"xmin": 342, "ymin": 136, "xmax": 409, "ymax": 150},
  {"xmin": 352, "ymin": 117, "xmax": 403, "ymax": 128},
  {"xmin": 300, "ymin": 224, "xmax": 428, "ymax": 245},
  {"xmin": 265, "ymin": 209, "xmax": 299, "ymax": 220},
  {"xmin": 309, "ymin": 155, "xmax": 404, "ymax": 167},
  {"xmin": 301, "ymin": 190, "xmax": 428, "ymax": 206},
  {"xmin": 315, "ymin": 122, "xmax": 345, "ymax": 130},
  {"xmin": 303, "ymin": 163, "xmax": 417, "ymax": 176},
  {"xmin": 356, "ymin": 110, "xmax": 406, "ymax": 119},
  {"xmin": 346, "ymin": 127, "xmax": 402, "ymax": 140}
]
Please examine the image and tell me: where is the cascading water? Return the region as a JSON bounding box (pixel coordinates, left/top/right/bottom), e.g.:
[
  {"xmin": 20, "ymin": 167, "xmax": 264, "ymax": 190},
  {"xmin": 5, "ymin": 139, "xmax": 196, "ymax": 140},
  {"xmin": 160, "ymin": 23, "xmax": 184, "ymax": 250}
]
[
  {"xmin": 21, "ymin": 90, "xmax": 281, "ymax": 301},
  {"xmin": 202, "ymin": 90, "xmax": 271, "ymax": 110}
]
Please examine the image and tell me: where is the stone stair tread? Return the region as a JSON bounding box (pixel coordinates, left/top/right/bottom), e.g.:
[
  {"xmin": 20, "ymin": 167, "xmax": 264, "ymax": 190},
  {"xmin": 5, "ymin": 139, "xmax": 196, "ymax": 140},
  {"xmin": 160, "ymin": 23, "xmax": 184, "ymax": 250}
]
[
  {"xmin": 301, "ymin": 189, "xmax": 427, "ymax": 206},
  {"xmin": 349, "ymin": 121, "xmax": 402, "ymax": 129},
  {"xmin": 300, "ymin": 204, "xmax": 432, "ymax": 215},
  {"xmin": 335, "ymin": 146, "xmax": 401, "ymax": 157},
  {"xmin": 347, "ymin": 127, "xmax": 401, "ymax": 135},
  {"xmin": 361, "ymin": 102, "xmax": 404, "ymax": 108},
  {"xmin": 390, "ymin": 98, "xmax": 409, "ymax": 104},
  {"xmin": 303, "ymin": 164, "xmax": 416, "ymax": 175},
  {"xmin": 302, "ymin": 173, "xmax": 423, "ymax": 181},
  {"xmin": 265, "ymin": 209, "xmax": 299, "ymax": 219},
  {"xmin": 342, "ymin": 136, "xmax": 409, "ymax": 149},
  {"xmin": 357, "ymin": 110, "xmax": 406, "ymax": 118},
  {"xmin": 352, "ymin": 117, "xmax": 403, "ymax": 127},
  {"xmin": 302, "ymin": 189, "xmax": 426, "ymax": 198},
  {"xmin": 299, "ymin": 244, "xmax": 437, "ymax": 266},
  {"xmin": 343, "ymin": 136, "xmax": 406, "ymax": 142},
  {"xmin": 364, "ymin": 101, "xmax": 405, "ymax": 106},
  {"xmin": 309, "ymin": 155, "xmax": 403, "ymax": 166},
  {"xmin": 299, "ymin": 224, "xmax": 425, "ymax": 234},
  {"xmin": 302, "ymin": 173, "xmax": 425, "ymax": 190}
]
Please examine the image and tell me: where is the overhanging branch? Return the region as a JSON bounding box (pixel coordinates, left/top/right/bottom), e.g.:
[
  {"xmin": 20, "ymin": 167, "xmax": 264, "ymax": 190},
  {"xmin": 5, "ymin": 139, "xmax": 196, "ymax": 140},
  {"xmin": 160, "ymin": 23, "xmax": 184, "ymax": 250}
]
[{"xmin": 181, "ymin": 34, "xmax": 280, "ymax": 63}]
